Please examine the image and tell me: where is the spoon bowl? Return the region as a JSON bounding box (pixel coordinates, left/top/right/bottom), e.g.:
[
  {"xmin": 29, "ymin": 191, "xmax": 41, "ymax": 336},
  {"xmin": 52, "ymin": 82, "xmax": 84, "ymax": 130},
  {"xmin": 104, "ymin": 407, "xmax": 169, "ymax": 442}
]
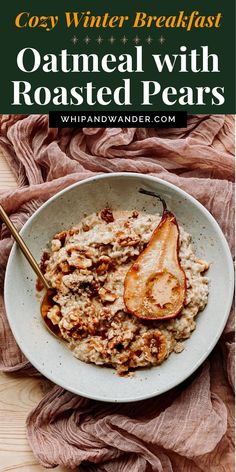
[
  {"xmin": 40, "ymin": 289, "xmax": 64, "ymax": 339},
  {"xmin": 0, "ymin": 204, "xmax": 61, "ymax": 338}
]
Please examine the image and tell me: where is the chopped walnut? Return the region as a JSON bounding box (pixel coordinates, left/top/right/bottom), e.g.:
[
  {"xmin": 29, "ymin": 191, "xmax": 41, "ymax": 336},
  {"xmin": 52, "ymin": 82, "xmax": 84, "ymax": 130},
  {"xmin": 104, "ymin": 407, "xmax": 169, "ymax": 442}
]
[
  {"xmin": 55, "ymin": 278, "xmax": 64, "ymax": 293},
  {"xmin": 99, "ymin": 287, "xmax": 117, "ymax": 303},
  {"xmin": 174, "ymin": 342, "xmax": 184, "ymax": 353},
  {"xmin": 142, "ymin": 331, "xmax": 167, "ymax": 364},
  {"xmin": 68, "ymin": 228, "xmax": 80, "ymax": 237},
  {"xmin": 53, "ymin": 230, "xmax": 67, "ymax": 246},
  {"xmin": 96, "ymin": 256, "xmax": 111, "ymax": 275},
  {"xmin": 51, "ymin": 239, "xmax": 61, "ymax": 252},
  {"xmin": 39, "ymin": 251, "xmax": 50, "ymax": 274},
  {"xmin": 124, "ymin": 221, "xmax": 130, "ymax": 228},
  {"xmin": 196, "ymin": 259, "xmax": 209, "ymax": 272},
  {"xmin": 132, "ymin": 211, "xmax": 139, "ymax": 218},
  {"xmin": 60, "ymin": 306, "xmax": 98, "ymax": 337},
  {"xmin": 100, "ymin": 208, "xmax": 114, "ymax": 223},
  {"xmin": 69, "ymin": 255, "xmax": 92, "ymax": 269},
  {"xmin": 89, "ymin": 280, "xmax": 101, "ymax": 296},
  {"xmin": 96, "ymin": 263, "xmax": 107, "ymax": 275},
  {"xmin": 47, "ymin": 305, "xmax": 61, "ymax": 325},
  {"xmin": 59, "ymin": 261, "xmax": 70, "ymax": 273},
  {"xmin": 118, "ymin": 235, "xmax": 140, "ymax": 247},
  {"xmin": 82, "ymin": 223, "xmax": 90, "ymax": 232}
]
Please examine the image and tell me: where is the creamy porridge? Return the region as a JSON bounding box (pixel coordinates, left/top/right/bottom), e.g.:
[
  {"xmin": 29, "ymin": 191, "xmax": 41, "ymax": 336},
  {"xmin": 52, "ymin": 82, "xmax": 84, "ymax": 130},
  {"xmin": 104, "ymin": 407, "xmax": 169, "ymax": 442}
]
[{"xmin": 40, "ymin": 208, "xmax": 209, "ymax": 375}]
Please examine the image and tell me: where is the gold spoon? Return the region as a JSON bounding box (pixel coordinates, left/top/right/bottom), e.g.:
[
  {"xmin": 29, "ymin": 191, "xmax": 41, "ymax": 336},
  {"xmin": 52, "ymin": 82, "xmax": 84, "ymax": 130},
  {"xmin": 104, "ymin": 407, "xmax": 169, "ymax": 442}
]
[{"xmin": 0, "ymin": 205, "xmax": 61, "ymax": 338}]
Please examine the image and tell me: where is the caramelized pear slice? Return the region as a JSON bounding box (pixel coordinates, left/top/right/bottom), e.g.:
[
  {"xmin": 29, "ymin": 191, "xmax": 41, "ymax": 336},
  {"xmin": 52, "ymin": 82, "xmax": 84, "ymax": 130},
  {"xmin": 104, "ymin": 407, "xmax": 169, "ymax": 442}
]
[{"xmin": 124, "ymin": 189, "xmax": 186, "ymax": 320}]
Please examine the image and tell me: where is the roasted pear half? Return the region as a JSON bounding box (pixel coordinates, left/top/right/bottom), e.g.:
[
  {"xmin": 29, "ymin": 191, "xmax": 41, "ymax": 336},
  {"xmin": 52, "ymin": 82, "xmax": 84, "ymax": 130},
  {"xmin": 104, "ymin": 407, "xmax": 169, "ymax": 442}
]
[{"xmin": 124, "ymin": 189, "xmax": 186, "ymax": 320}]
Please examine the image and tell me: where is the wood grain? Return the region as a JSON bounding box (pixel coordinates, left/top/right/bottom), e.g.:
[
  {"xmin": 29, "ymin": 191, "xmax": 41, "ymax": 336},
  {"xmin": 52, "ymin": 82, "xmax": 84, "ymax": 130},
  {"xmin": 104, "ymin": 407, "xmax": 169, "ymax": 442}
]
[
  {"xmin": 0, "ymin": 152, "xmax": 74, "ymax": 471},
  {"xmin": 0, "ymin": 149, "xmax": 17, "ymax": 189},
  {"xmin": 0, "ymin": 374, "xmax": 73, "ymax": 472}
]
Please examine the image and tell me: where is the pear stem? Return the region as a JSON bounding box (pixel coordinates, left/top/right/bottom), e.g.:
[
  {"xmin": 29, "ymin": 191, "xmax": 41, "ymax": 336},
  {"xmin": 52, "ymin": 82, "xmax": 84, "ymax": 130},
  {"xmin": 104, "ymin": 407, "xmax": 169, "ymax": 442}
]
[{"xmin": 139, "ymin": 188, "xmax": 167, "ymax": 212}]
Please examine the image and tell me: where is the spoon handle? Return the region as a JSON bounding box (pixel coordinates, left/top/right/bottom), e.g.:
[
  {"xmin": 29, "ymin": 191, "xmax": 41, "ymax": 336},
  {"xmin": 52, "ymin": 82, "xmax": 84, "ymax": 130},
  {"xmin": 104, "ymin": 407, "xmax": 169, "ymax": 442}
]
[{"xmin": 0, "ymin": 205, "xmax": 50, "ymax": 290}]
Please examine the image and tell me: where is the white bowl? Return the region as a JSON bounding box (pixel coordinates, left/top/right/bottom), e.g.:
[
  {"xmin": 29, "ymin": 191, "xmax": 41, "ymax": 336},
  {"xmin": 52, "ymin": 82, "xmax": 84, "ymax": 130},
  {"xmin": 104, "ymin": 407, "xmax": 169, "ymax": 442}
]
[{"xmin": 4, "ymin": 173, "xmax": 234, "ymax": 402}]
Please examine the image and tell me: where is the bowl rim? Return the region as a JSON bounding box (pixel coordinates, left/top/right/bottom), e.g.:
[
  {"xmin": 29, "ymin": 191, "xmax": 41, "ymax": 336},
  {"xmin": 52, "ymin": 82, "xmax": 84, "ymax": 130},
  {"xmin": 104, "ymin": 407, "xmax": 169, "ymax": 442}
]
[{"xmin": 4, "ymin": 172, "xmax": 234, "ymax": 402}]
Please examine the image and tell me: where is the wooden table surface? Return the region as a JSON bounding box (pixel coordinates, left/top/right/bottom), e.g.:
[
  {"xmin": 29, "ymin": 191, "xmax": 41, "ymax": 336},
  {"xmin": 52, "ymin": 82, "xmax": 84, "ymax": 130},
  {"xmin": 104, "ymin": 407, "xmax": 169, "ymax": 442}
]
[{"xmin": 0, "ymin": 150, "xmax": 73, "ymax": 472}]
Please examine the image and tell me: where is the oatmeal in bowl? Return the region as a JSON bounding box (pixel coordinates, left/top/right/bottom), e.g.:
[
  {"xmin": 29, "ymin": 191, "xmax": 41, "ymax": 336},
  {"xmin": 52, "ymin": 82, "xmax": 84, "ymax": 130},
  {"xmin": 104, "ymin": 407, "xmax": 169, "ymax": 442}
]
[
  {"xmin": 6, "ymin": 173, "xmax": 233, "ymax": 401},
  {"xmin": 40, "ymin": 193, "xmax": 209, "ymax": 376}
]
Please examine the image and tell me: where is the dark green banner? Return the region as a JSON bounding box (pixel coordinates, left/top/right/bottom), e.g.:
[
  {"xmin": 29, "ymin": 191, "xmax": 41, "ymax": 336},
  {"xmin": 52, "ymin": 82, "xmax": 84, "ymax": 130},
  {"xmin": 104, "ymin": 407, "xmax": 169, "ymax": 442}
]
[{"xmin": 0, "ymin": 0, "xmax": 235, "ymax": 113}]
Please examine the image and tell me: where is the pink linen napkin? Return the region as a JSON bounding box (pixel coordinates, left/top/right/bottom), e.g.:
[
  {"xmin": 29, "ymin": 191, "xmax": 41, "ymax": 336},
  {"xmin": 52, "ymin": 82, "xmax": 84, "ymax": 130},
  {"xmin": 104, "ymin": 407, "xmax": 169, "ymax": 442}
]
[{"xmin": 0, "ymin": 114, "xmax": 234, "ymax": 471}]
